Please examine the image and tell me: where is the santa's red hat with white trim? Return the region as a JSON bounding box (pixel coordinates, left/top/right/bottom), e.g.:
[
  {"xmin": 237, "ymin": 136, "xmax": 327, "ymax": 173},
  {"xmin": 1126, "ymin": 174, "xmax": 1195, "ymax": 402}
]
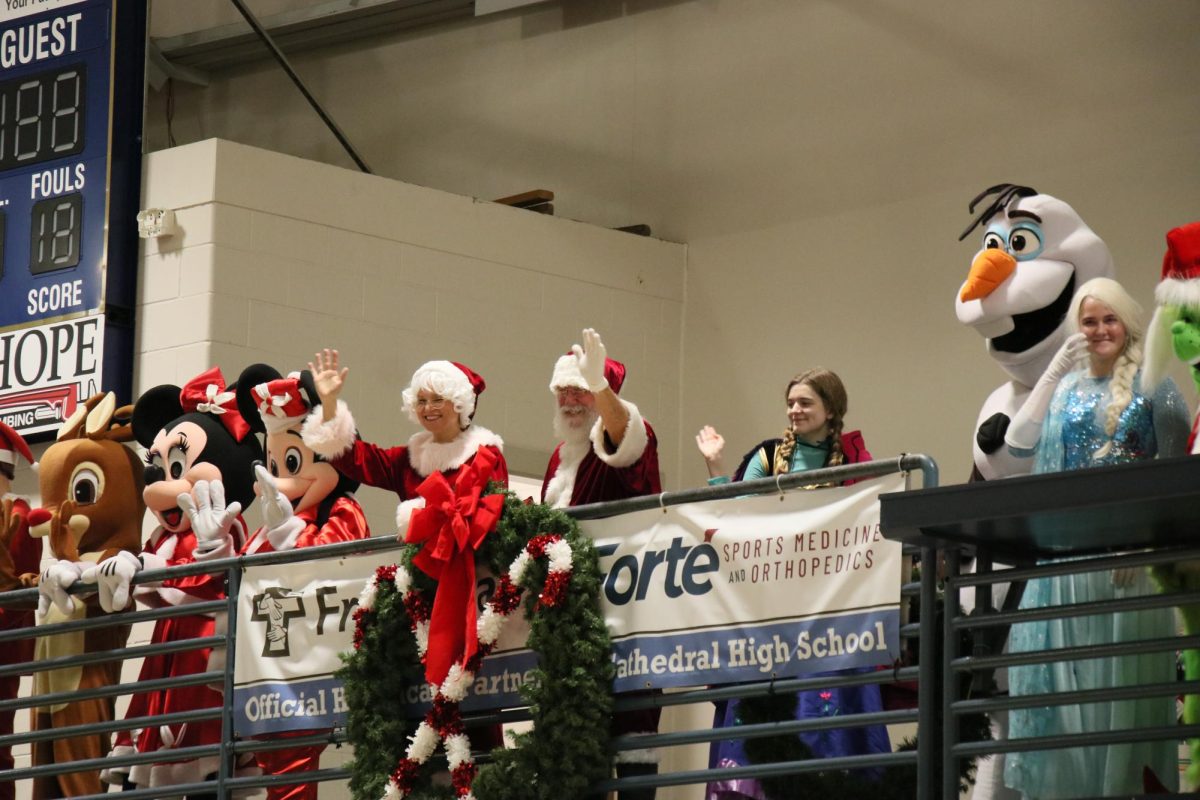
[
  {"xmin": 1155, "ymin": 221, "xmax": 1200, "ymax": 307},
  {"xmin": 1142, "ymin": 221, "xmax": 1200, "ymax": 391},
  {"xmin": 549, "ymin": 352, "xmax": 626, "ymax": 395},
  {"xmin": 0, "ymin": 421, "xmax": 35, "ymax": 475}
]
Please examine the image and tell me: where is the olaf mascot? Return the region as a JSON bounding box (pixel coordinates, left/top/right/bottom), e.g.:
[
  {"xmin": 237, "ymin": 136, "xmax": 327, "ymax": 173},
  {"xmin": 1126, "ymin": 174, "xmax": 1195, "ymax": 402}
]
[
  {"xmin": 954, "ymin": 184, "xmax": 1115, "ymax": 800},
  {"xmin": 956, "ymin": 184, "xmax": 1115, "ymax": 481}
]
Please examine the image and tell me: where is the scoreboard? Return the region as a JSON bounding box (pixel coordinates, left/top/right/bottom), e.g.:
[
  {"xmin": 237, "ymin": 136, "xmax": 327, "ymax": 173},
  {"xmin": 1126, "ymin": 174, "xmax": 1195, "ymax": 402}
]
[{"xmin": 0, "ymin": 0, "xmax": 144, "ymax": 437}]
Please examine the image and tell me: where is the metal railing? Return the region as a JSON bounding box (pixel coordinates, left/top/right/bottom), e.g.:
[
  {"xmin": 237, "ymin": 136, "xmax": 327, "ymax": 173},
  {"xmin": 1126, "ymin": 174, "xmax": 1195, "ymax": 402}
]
[{"xmin": 0, "ymin": 454, "xmax": 934, "ymax": 799}]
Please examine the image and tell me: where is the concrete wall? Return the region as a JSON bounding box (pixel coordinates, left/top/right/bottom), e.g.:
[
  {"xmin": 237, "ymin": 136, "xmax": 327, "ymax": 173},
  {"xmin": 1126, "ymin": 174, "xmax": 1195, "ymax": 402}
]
[
  {"xmin": 146, "ymin": 0, "xmax": 1200, "ymax": 484},
  {"xmin": 136, "ymin": 138, "xmax": 687, "ymax": 527}
]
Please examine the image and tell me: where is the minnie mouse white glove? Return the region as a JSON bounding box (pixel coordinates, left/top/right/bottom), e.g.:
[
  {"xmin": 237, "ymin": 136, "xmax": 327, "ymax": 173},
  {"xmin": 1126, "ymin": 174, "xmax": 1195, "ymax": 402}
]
[
  {"xmin": 180, "ymin": 480, "xmax": 243, "ymax": 556},
  {"xmin": 255, "ymin": 464, "xmax": 305, "ymax": 550}
]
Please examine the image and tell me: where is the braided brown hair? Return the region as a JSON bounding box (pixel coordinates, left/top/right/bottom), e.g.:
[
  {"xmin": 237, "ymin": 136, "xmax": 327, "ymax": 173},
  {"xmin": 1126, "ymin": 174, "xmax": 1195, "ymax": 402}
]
[{"xmin": 772, "ymin": 368, "xmax": 848, "ymax": 475}]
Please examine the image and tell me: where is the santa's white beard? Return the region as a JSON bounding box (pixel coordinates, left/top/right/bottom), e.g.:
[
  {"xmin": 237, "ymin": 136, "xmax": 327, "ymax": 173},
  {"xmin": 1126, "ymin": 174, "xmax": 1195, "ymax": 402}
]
[{"xmin": 553, "ymin": 405, "xmax": 598, "ymax": 443}]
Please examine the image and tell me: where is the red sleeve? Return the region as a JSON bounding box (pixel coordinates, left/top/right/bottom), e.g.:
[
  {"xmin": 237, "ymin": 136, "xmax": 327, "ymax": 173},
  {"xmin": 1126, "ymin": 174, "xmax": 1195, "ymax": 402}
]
[
  {"xmin": 618, "ymin": 424, "xmax": 661, "ymax": 496},
  {"xmin": 331, "ymin": 439, "xmax": 411, "ymax": 497},
  {"xmin": 297, "ymin": 497, "xmax": 371, "ymax": 548},
  {"xmin": 482, "ymin": 445, "xmax": 509, "ymax": 490}
]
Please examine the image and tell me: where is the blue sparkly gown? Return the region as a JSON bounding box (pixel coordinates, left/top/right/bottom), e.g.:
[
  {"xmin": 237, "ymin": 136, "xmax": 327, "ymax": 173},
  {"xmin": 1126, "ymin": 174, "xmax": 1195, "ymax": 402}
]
[{"xmin": 1004, "ymin": 370, "xmax": 1189, "ymax": 798}]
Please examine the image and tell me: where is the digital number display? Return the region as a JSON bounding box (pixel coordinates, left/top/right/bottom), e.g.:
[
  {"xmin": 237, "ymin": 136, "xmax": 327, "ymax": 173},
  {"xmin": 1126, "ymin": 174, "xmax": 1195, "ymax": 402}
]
[
  {"xmin": 29, "ymin": 192, "xmax": 80, "ymax": 273},
  {"xmin": 0, "ymin": 63, "xmax": 85, "ymax": 171}
]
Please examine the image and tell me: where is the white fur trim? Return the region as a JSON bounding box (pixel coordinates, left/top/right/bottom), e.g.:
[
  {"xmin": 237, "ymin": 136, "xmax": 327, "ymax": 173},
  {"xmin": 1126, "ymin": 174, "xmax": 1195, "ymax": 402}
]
[
  {"xmin": 265, "ymin": 516, "xmax": 306, "ymax": 551},
  {"xmin": 396, "ymin": 497, "xmax": 426, "ymax": 540},
  {"xmin": 130, "ymin": 751, "xmax": 220, "ymax": 789},
  {"xmin": 300, "ymin": 400, "xmax": 356, "ymax": 459},
  {"xmin": 590, "ymin": 399, "xmax": 649, "ymax": 469},
  {"xmin": 100, "ymin": 744, "xmax": 136, "ymax": 785},
  {"xmin": 549, "ymin": 354, "xmax": 588, "ymax": 393},
  {"xmin": 407, "ymin": 426, "xmax": 503, "ymax": 478},
  {"xmin": 1156, "ymin": 277, "xmax": 1200, "ymax": 309},
  {"xmin": 614, "ymin": 745, "xmax": 661, "ymax": 765},
  {"xmin": 543, "ymin": 439, "xmax": 589, "ymax": 509}
]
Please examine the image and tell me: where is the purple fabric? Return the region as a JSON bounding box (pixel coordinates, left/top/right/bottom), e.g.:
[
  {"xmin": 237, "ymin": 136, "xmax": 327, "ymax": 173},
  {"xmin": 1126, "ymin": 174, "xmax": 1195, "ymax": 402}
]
[{"xmin": 704, "ymin": 668, "xmax": 891, "ymax": 799}]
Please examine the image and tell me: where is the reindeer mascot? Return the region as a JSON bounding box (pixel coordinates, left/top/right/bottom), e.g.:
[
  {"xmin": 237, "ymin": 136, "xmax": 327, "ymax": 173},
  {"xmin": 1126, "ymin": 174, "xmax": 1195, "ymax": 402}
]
[{"xmin": 30, "ymin": 394, "xmax": 145, "ymax": 799}]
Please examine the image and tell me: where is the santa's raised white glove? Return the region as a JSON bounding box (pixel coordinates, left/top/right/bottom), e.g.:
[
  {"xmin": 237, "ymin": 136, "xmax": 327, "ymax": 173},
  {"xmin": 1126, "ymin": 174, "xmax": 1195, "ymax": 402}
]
[
  {"xmin": 80, "ymin": 550, "xmax": 142, "ymax": 613},
  {"xmin": 179, "ymin": 480, "xmax": 243, "ymax": 554},
  {"xmin": 1005, "ymin": 333, "xmax": 1088, "ymax": 450},
  {"xmin": 38, "ymin": 560, "xmax": 86, "ymax": 616},
  {"xmin": 572, "ymin": 328, "xmax": 609, "ymax": 393},
  {"xmin": 255, "ymin": 464, "xmax": 305, "ymax": 550}
]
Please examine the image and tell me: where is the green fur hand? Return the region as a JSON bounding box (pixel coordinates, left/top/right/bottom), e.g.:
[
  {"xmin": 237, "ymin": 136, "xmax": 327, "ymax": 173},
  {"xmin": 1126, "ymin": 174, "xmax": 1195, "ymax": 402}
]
[{"xmin": 1169, "ymin": 307, "xmax": 1200, "ymax": 392}]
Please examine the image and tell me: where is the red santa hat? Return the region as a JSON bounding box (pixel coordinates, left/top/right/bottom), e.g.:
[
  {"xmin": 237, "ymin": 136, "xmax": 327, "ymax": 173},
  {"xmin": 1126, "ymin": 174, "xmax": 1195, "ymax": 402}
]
[
  {"xmin": 1142, "ymin": 221, "xmax": 1200, "ymax": 391},
  {"xmin": 0, "ymin": 421, "xmax": 35, "ymax": 473},
  {"xmin": 252, "ymin": 375, "xmax": 311, "ymax": 434},
  {"xmin": 402, "ymin": 360, "xmax": 486, "ymax": 429},
  {"xmin": 549, "ymin": 352, "xmax": 626, "ymax": 395},
  {"xmin": 1154, "ymin": 221, "xmax": 1200, "ymax": 308}
]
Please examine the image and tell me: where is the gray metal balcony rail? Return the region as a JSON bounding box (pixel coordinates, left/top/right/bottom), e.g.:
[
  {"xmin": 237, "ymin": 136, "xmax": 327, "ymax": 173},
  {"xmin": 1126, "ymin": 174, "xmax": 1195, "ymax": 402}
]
[
  {"xmin": 882, "ymin": 454, "xmax": 1200, "ymax": 799},
  {"xmin": 0, "ymin": 454, "xmax": 934, "ymax": 799}
]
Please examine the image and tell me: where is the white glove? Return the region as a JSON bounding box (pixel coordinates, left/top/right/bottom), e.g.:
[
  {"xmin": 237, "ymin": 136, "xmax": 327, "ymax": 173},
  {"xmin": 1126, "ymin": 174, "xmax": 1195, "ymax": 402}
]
[
  {"xmin": 179, "ymin": 480, "xmax": 243, "ymax": 552},
  {"xmin": 1005, "ymin": 333, "xmax": 1088, "ymax": 450},
  {"xmin": 255, "ymin": 465, "xmax": 305, "ymax": 550},
  {"xmin": 572, "ymin": 328, "xmax": 609, "ymax": 393},
  {"xmin": 79, "ymin": 550, "xmax": 142, "ymax": 613},
  {"xmin": 38, "ymin": 560, "xmax": 85, "ymax": 616},
  {"xmin": 395, "ymin": 497, "xmax": 427, "ymax": 541}
]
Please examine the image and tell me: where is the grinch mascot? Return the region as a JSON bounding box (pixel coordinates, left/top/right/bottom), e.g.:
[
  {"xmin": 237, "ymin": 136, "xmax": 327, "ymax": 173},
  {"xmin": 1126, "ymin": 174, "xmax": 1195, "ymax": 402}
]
[{"xmin": 1140, "ymin": 220, "xmax": 1200, "ymax": 791}]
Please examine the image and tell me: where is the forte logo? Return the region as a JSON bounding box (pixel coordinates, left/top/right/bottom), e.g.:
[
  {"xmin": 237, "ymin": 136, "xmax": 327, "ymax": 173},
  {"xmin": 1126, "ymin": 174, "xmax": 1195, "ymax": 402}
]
[{"xmin": 596, "ymin": 536, "xmax": 720, "ymax": 605}]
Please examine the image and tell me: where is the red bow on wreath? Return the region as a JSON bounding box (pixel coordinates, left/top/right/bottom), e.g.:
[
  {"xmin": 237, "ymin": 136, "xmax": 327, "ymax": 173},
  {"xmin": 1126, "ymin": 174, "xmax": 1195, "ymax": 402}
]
[{"xmin": 407, "ymin": 446, "xmax": 504, "ymax": 686}]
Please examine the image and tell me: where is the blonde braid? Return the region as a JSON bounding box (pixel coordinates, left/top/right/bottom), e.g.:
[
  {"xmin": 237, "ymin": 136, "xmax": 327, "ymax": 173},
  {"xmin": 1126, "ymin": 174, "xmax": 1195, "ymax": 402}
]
[
  {"xmin": 1093, "ymin": 339, "xmax": 1142, "ymax": 460},
  {"xmin": 774, "ymin": 428, "xmax": 796, "ymax": 475},
  {"xmin": 826, "ymin": 416, "xmax": 845, "ymax": 468}
]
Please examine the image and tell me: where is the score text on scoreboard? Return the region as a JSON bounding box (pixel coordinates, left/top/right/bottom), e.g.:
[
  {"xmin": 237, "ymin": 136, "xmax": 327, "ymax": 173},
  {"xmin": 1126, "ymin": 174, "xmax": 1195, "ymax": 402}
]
[{"xmin": 0, "ymin": 0, "xmax": 143, "ymax": 438}]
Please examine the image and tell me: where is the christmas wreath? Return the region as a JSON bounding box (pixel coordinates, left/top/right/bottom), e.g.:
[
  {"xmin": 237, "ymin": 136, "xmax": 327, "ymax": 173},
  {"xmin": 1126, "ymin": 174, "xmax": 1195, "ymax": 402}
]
[{"xmin": 339, "ymin": 474, "xmax": 614, "ymax": 800}]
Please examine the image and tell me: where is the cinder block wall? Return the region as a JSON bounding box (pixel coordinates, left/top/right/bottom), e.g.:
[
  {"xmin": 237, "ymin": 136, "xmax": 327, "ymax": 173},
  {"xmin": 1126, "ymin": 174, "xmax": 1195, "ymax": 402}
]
[{"xmin": 136, "ymin": 138, "xmax": 687, "ymax": 536}]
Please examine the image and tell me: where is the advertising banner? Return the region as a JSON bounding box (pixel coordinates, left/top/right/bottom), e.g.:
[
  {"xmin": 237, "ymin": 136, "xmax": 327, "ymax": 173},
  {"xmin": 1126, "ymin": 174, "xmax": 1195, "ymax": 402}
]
[{"xmin": 232, "ymin": 474, "xmax": 906, "ymax": 735}]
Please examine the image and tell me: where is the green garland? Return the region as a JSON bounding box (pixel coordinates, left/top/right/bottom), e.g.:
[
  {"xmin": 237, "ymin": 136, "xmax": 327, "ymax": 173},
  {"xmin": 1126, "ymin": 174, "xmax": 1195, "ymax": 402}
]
[{"xmin": 338, "ymin": 491, "xmax": 614, "ymax": 800}]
